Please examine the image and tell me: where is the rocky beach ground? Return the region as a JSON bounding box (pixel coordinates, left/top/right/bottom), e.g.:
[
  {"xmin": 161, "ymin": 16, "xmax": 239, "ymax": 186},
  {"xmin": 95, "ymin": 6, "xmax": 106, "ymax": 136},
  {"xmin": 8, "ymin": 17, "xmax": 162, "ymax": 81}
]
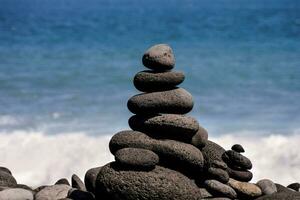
[{"xmin": 0, "ymin": 44, "xmax": 299, "ymax": 200}]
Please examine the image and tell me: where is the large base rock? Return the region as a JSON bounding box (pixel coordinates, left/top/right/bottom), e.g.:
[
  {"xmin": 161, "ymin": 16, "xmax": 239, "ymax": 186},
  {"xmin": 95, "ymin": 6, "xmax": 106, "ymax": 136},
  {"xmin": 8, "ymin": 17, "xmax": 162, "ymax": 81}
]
[{"xmin": 95, "ymin": 162, "xmax": 202, "ymax": 200}]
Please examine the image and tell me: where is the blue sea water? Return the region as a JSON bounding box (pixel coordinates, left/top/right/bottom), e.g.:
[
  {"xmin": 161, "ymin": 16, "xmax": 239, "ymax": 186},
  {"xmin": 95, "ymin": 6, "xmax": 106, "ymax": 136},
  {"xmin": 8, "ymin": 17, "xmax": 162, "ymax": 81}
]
[{"xmin": 0, "ymin": 0, "xmax": 300, "ymax": 136}]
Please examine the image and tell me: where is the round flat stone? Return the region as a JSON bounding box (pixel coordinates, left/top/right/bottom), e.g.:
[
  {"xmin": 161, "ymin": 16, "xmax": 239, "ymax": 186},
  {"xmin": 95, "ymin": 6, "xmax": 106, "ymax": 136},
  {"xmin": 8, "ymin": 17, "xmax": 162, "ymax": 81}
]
[
  {"xmin": 256, "ymin": 179, "xmax": 277, "ymax": 195},
  {"xmin": 191, "ymin": 126, "xmax": 208, "ymax": 149},
  {"xmin": 204, "ymin": 179, "xmax": 237, "ymax": 199},
  {"xmin": 134, "ymin": 70, "xmax": 185, "ymax": 92},
  {"xmin": 115, "ymin": 148, "xmax": 159, "ymax": 170},
  {"xmin": 127, "ymin": 88, "xmax": 193, "ymax": 114},
  {"xmin": 95, "ymin": 163, "xmax": 202, "ymax": 200},
  {"xmin": 202, "ymin": 140, "xmax": 226, "ymax": 168},
  {"xmin": 227, "ymin": 167, "xmax": 253, "ymax": 182},
  {"xmin": 142, "ymin": 44, "xmax": 175, "ymax": 71},
  {"xmin": 222, "ymin": 150, "xmax": 252, "ymax": 170},
  {"xmin": 227, "ymin": 178, "xmax": 262, "ymax": 198},
  {"xmin": 129, "ymin": 114, "xmax": 199, "ymax": 141},
  {"xmin": 231, "ymin": 144, "xmax": 245, "ymax": 153}
]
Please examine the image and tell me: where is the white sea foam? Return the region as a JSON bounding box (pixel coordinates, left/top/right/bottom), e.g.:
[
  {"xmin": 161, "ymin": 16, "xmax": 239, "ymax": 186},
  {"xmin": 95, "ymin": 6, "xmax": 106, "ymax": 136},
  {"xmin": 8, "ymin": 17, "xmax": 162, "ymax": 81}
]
[{"xmin": 0, "ymin": 130, "xmax": 299, "ymax": 187}]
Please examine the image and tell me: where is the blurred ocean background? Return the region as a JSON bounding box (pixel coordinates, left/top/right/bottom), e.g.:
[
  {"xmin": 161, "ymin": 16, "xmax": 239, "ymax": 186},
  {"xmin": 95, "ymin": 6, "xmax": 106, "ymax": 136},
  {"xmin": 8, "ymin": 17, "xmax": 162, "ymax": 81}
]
[{"xmin": 0, "ymin": 0, "xmax": 299, "ymax": 186}]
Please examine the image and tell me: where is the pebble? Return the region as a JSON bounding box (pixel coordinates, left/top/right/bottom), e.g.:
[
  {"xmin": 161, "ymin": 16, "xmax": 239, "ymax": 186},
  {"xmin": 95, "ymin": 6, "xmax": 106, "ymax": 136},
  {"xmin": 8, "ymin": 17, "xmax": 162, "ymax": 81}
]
[
  {"xmin": 72, "ymin": 174, "xmax": 86, "ymax": 191},
  {"xmin": 115, "ymin": 148, "xmax": 159, "ymax": 170},
  {"xmin": 0, "ymin": 171, "xmax": 17, "ymax": 187},
  {"xmin": 231, "ymin": 144, "xmax": 245, "ymax": 153},
  {"xmin": 204, "ymin": 179, "xmax": 237, "ymax": 199},
  {"xmin": 191, "ymin": 126, "xmax": 208, "ymax": 149},
  {"xmin": 129, "ymin": 114, "xmax": 199, "ymax": 141},
  {"xmin": 222, "ymin": 150, "xmax": 252, "ymax": 170},
  {"xmin": 134, "ymin": 70, "xmax": 185, "ymax": 92},
  {"xmin": 227, "ymin": 178, "xmax": 262, "ymax": 198},
  {"xmin": 127, "ymin": 88, "xmax": 193, "ymax": 114},
  {"xmin": 84, "ymin": 167, "xmax": 102, "ymax": 194},
  {"xmin": 142, "ymin": 44, "xmax": 175, "ymax": 71},
  {"xmin": 35, "ymin": 185, "xmax": 71, "ymax": 200},
  {"xmin": 55, "ymin": 178, "xmax": 70, "ymax": 186},
  {"xmin": 256, "ymin": 179, "xmax": 277, "ymax": 195},
  {"xmin": 287, "ymin": 182, "xmax": 300, "ymax": 192},
  {"xmin": 227, "ymin": 167, "xmax": 253, "ymax": 182},
  {"xmin": 95, "ymin": 163, "xmax": 202, "ymax": 200},
  {"xmin": 207, "ymin": 167, "xmax": 229, "ymax": 183}
]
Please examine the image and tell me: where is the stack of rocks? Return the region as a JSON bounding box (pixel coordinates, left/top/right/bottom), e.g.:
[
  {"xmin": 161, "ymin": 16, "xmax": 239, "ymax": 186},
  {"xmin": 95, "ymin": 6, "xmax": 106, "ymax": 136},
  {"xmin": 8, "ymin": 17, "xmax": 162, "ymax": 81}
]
[
  {"xmin": 90, "ymin": 44, "xmax": 300, "ymax": 200},
  {"xmin": 0, "ymin": 44, "xmax": 299, "ymax": 200}
]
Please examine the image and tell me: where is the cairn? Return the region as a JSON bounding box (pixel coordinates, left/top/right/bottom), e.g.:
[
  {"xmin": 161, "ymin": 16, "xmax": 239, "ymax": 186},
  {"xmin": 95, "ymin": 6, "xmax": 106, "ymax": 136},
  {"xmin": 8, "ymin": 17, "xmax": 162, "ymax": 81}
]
[{"xmin": 0, "ymin": 44, "xmax": 298, "ymax": 200}]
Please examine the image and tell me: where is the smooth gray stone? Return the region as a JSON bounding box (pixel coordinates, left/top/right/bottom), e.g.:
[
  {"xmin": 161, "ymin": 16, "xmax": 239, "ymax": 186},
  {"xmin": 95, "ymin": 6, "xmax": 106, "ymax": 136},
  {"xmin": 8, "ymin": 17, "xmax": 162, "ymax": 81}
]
[
  {"xmin": 115, "ymin": 148, "xmax": 159, "ymax": 170},
  {"xmin": 84, "ymin": 167, "xmax": 101, "ymax": 194},
  {"xmin": 0, "ymin": 188, "xmax": 33, "ymax": 200},
  {"xmin": 109, "ymin": 130, "xmax": 204, "ymax": 177},
  {"xmin": 191, "ymin": 126, "xmax": 208, "ymax": 149},
  {"xmin": 35, "ymin": 185, "xmax": 71, "ymax": 200},
  {"xmin": 129, "ymin": 114, "xmax": 199, "ymax": 142},
  {"xmin": 142, "ymin": 44, "xmax": 175, "ymax": 71},
  {"xmin": 72, "ymin": 174, "xmax": 86, "ymax": 191},
  {"xmin": 134, "ymin": 70, "xmax": 185, "ymax": 92},
  {"xmin": 0, "ymin": 171, "xmax": 17, "ymax": 187},
  {"xmin": 55, "ymin": 178, "xmax": 70, "ymax": 186},
  {"xmin": 127, "ymin": 88, "xmax": 193, "ymax": 115},
  {"xmin": 95, "ymin": 163, "xmax": 202, "ymax": 200},
  {"xmin": 222, "ymin": 150, "xmax": 252, "ymax": 170},
  {"xmin": 204, "ymin": 179, "xmax": 237, "ymax": 199},
  {"xmin": 256, "ymin": 179, "xmax": 277, "ymax": 195}
]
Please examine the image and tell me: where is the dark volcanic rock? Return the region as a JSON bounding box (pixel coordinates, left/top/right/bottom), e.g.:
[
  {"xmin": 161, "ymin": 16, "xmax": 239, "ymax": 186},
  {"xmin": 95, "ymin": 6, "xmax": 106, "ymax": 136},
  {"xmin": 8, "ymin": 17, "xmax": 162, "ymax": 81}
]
[
  {"xmin": 129, "ymin": 114, "xmax": 199, "ymax": 141},
  {"xmin": 287, "ymin": 182, "xmax": 300, "ymax": 191},
  {"xmin": 142, "ymin": 44, "xmax": 175, "ymax": 71},
  {"xmin": 109, "ymin": 130, "xmax": 204, "ymax": 176},
  {"xmin": 127, "ymin": 88, "xmax": 193, "ymax": 114},
  {"xmin": 95, "ymin": 163, "xmax": 202, "ymax": 200},
  {"xmin": 134, "ymin": 70, "xmax": 185, "ymax": 92},
  {"xmin": 231, "ymin": 144, "xmax": 245, "ymax": 153},
  {"xmin": 201, "ymin": 140, "xmax": 226, "ymax": 168},
  {"xmin": 55, "ymin": 178, "xmax": 70, "ymax": 186},
  {"xmin": 0, "ymin": 171, "xmax": 17, "ymax": 187},
  {"xmin": 84, "ymin": 167, "xmax": 102, "ymax": 194},
  {"xmin": 210, "ymin": 160, "xmax": 228, "ymax": 170},
  {"xmin": 256, "ymin": 179, "xmax": 277, "ymax": 195},
  {"xmin": 115, "ymin": 148, "xmax": 159, "ymax": 170},
  {"xmin": 222, "ymin": 150, "xmax": 252, "ymax": 170},
  {"xmin": 191, "ymin": 126, "xmax": 208, "ymax": 149},
  {"xmin": 72, "ymin": 174, "xmax": 86, "ymax": 191},
  {"xmin": 227, "ymin": 167, "xmax": 253, "ymax": 182},
  {"xmin": 204, "ymin": 179, "xmax": 237, "ymax": 199}
]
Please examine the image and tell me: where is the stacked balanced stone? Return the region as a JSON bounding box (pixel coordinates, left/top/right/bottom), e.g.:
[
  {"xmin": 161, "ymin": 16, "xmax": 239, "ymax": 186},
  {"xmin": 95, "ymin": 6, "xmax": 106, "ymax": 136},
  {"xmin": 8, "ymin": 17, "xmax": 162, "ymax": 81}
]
[{"xmin": 89, "ymin": 44, "xmax": 300, "ymax": 200}]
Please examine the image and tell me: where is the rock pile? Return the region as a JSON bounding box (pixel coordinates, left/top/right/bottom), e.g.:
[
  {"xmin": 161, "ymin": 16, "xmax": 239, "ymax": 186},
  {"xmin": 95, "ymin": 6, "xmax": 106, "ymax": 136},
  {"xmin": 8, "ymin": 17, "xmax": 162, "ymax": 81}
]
[{"xmin": 0, "ymin": 44, "xmax": 298, "ymax": 200}]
